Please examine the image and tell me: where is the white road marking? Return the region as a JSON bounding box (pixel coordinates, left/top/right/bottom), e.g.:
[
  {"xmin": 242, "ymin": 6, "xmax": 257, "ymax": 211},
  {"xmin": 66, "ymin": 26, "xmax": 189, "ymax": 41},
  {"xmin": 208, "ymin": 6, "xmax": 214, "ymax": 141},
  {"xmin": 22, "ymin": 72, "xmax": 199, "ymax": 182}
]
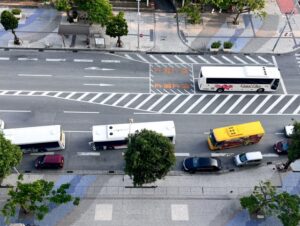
[
  {"xmin": 170, "ymin": 95, "xmax": 193, "ymax": 113},
  {"xmin": 210, "ymin": 56, "xmax": 223, "ymax": 64},
  {"xmin": 63, "ymin": 111, "xmax": 99, "ymax": 114},
  {"xmin": 18, "ymin": 74, "xmax": 52, "ymax": 77},
  {"xmin": 197, "ymin": 56, "xmax": 211, "ymax": 64},
  {"xmin": 211, "ymin": 95, "xmax": 233, "ymax": 114},
  {"xmin": 14, "ymin": 91, "xmax": 22, "ymax": 95},
  {"xmin": 221, "ymin": 56, "xmax": 235, "ymax": 64},
  {"xmin": 149, "ymin": 55, "xmax": 162, "ymax": 63},
  {"xmin": 18, "ymin": 57, "xmax": 38, "ymax": 61},
  {"xmin": 171, "ymin": 204, "xmax": 189, "ymax": 221},
  {"xmin": 245, "ymin": 56, "xmax": 259, "ymax": 64},
  {"xmin": 65, "ymin": 92, "xmax": 76, "ymax": 99},
  {"xmin": 0, "ymin": 91, "xmax": 8, "ymax": 95},
  {"xmin": 262, "ymin": 154, "xmax": 279, "ymax": 157},
  {"xmin": 162, "ymin": 55, "xmax": 174, "ymax": 63},
  {"xmin": 174, "ymin": 55, "xmax": 187, "ymax": 63},
  {"xmin": 238, "ymin": 95, "xmax": 259, "ymax": 114},
  {"xmin": 225, "ymin": 95, "xmax": 246, "ymax": 114},
  {"xmin": 136, "ymin": 54, "xmax": 149, "ymax": 63},
  {"xmin": 263, "ymin": 95, "xmax": 285, "ymax": 114},
  {"xmin": 46, "ymin": 58, "xmax": 66, "ymax": 62},
  {"xmin": 186, "ymin": 56, "xmax": 198, "ymax": 64},
  {"xmin": 111, "ymin": 93, "xmax": 130, "ymax": 106},
  {"xmin": 77, "ymin": 92, "xmax": 90, "ymax": 101},
  {"xmin": 74, "ymin": 59, "xmax": 93, "ymax": 62},
  {"xmin": 257, "ymin": 56, "xmax": 272, "ymax": 64},
  {"xmin": 77, "ymin": 152, "xmax": 100, "ymax": 156},
  {"xmin": 135, "ymin": 94, "xmax": 155, "ymax": 109},
  {"xmin": 183, "ymin": 95, "xmax": 206, "ymax": 113},
  {"xmin": 198, "ymin": 95, "xmax": 219, "ymax": 113},
  {"xmin": 85, "ymin": 67, "xmax": 114, "ymax": 71},
  {"xmin": 211, "ymin": 153, "xmax": 234, "ymax": 157},
  {"xmin": 277, "ymin": 95, "xmax": 298, "ymax": 114},
  {"xmin": 100, "ymin": 93, "xmax": 116, "ymax": 104},
  {"xmin": 147, "ymin": 95, "xmax": 168, "ymax": 111},
  {"xmin": 252, "ymin": 95, "xmax": 272, "ymax": 114},
  {"xmin": 0, "ymin": 110, "xmax": 31, "ymax": 113},
  {"xmin": 101, "ymin": 60, "xmax": 120, "ymax": 63},
  {"xmin": 275, "ymin": 132, "xmax": 284, "ymax": 135},
  {"xmin": 41, "ymin": 91, "xmax": 50, "ymax": 96},
  {"xmin": 28, "ymin": 91, "xmax": 36, "ymax": 95},
  {"xmin": 83, "ymin": 83, "xmax": 114, "ymax": 86},
  {"xmin": 175, "ymin": 153, "xmax": 190, "ymax": 157},
  {"xmin": 233, "ymin": 56, "xmax": 247, "ymax": 64},
  {"xmin": 293, "ymin": 105, "xmax": 300, "ymax": 114},
  {"xmin": 30, "ymin": 152, "xmax": 55, "ymax": 156},
  {"xmin": 84, "ymin": 75, "xmax": 148, "ymax": 79},
  {"xmin": 124, "ymin": 54, "xmax": 134, "ymax": 60},
  {"xmin": 88, "ymin": 93, "xmax": 102, "ymax": 102},
  {"xmin": 54, "ymin": 92, "xmax": 63, "ymax": 97},
  {"xmin": 0, "ymin": 57, "xmax": 9, "ymax": 60},
  {"xmin": 158, "ymin": 95, "xmax": 180, "ymax": 113},
  {"xmin": 123, "ymin": 93, "xmax": 143, "ymax": 107}
]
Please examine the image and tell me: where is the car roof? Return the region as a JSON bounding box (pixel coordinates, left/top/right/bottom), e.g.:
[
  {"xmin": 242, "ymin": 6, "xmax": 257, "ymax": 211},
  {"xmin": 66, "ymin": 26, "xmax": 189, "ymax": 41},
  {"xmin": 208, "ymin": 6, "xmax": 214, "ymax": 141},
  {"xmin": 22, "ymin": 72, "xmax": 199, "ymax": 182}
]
[
  {"xmin": 194, "ymin": 157, "xmax": 220, "ymax": 167},
  {"xmin": 245, "ymin": 151, "xmax": 263, "ymax": 160},
  {"xmin": 43, "ymin": 154, "xmax": 63, "ymax": 163}
]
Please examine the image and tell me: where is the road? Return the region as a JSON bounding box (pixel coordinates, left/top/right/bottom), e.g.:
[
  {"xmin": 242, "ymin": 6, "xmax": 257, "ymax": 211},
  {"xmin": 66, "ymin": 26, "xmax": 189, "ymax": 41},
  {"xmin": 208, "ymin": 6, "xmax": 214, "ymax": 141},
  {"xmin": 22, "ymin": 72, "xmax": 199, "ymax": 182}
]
[{"xmin": 0, "ymin": 50, "xmax": 299, "ymax": 172}]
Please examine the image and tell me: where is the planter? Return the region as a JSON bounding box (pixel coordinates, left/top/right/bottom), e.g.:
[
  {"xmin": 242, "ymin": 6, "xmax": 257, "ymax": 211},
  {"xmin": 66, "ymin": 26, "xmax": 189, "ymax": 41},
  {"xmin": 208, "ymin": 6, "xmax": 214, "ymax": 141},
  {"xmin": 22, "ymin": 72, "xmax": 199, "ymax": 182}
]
[
  {"xmin": 223, "ymin": 48, "xmax": 232, "ymax": 52},
  {"xmin": 210, "ymin": 47, "xmax": 220, "ymax": 52},
  {"xmin": 14, "ymin": 13, "xmax": 22, "ymax": 20}
]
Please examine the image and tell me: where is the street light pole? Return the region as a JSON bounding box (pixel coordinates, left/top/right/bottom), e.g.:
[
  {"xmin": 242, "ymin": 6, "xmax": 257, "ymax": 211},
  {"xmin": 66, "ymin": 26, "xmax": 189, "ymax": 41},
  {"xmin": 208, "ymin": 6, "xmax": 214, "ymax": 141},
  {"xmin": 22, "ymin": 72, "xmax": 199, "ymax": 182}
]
[{"xmin": 137, "ymin": 0, "xmax": 141, "ymax": 50}]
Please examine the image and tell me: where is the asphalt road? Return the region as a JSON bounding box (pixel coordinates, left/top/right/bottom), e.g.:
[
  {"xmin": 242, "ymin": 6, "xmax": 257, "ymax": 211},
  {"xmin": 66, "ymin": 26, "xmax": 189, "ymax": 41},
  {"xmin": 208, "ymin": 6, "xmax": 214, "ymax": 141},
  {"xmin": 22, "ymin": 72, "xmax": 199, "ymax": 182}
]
[{"xmin": 0, "ymin": 50, "xmax": 299, "ymax": 173}]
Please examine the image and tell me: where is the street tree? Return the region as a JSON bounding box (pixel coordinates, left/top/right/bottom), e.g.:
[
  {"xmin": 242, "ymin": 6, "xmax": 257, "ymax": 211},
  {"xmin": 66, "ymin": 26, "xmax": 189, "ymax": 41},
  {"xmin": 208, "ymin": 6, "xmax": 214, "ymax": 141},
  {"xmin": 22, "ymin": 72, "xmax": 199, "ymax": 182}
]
[
  {"xmin": 106, "ymin": 12, "xmax": 128, "ymax": 47},
  {"xmin": 178, "ymin": 0, "xmax": 202, "ymax": 24},
  {"xmin": 0, "ymin": 10, "xmax": 21, "ymax": 45},
  {"xmin": 75, "ymin": 0, "xmax": 113, "ymax": 26},
  {"xmin": 1, "ymin": 175, "xmax": 80, "ymax": 224},
  {"xmin": 240, "ymin": 180, "xmax": 300, "ymax": 226},
  {"xmin": 54, "ymin": 0, "xmax": 73, "ymax": 21},
  {"xmin": 0, "ymin": 133, "xmax": 22, "ymax": 183},
  {"xmin": 284, "ymin": 120, "xmax": 300, "ymax": 169},
  {"xmin": 124, "ymin": 129, "xmax": 176, "ymax": 187}
]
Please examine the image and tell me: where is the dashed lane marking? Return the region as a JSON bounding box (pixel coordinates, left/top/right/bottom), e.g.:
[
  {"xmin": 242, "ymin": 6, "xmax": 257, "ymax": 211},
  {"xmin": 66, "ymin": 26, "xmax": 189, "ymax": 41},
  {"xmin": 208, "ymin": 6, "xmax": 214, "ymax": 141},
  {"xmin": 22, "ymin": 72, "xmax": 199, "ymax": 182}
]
[
  {"xmin": 74, "ymin": 59, "xmax": 93, "ymax": 62},
  {"xmin": 175, "ymin": 153, "xmax": 190, "ymax": 157},
  {"xmin": 77, "ymin": 152, "xmax": 101, "ymax": 156},
  {"xmin": 46, "ymin": 58, "xmax": 66, "ymax": 62},
  {"xmin": 63, "ymin": 111, "xmax": 99, "ymax": 114},
  {"xmin": 18, "ymin": 74, "xmax": 52, "ymax": 77},
  {"xmin": 0, "ymin": 57, "xmax": 9, "ymax": 60}
]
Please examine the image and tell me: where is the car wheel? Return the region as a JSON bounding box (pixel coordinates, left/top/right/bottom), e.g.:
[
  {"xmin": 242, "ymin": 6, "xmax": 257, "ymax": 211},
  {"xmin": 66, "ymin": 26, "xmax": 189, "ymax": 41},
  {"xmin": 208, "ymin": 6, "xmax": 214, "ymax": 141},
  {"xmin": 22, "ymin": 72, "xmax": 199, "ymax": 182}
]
[
  {"xmin": 256, "ymin": 88, "xmax": 264, "ymax": 93},
  {"xmin": 216, "ymin": 88, "xmax": 224, "ymax": 93}
]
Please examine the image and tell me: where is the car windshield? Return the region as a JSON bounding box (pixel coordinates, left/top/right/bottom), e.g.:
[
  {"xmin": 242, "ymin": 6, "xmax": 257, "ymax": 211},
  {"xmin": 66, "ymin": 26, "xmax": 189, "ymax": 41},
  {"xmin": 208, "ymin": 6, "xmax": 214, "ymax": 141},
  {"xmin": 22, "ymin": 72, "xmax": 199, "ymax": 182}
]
[
  {"xmin": 193, "ymin": 158, "xmax": 199, "ymax": 167},
  {"xmin": 239, "ymin": 153, "xmax": 247, "ymax": 162}
]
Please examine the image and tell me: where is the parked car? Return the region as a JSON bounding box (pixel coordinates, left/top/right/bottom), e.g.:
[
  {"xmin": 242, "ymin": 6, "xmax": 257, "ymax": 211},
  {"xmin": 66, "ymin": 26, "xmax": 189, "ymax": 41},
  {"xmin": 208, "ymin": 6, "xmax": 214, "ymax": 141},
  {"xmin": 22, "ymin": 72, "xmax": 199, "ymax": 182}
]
[
  {"xmin": 233, "ymin": 151, "xmax": 263, "ymax": 167},
  {"xmin": 273, "ymin": 139, "xmax": 290, "ymax": 154},
  {"xmin": 182, "ymin": 157, "xmax": 222, "ymax": 173},
  {"xmin": 0, "ymin": 119, "xmax": 5, "ymax": 130},
  {"xmin": 284, "ymin": 125, "xmax": 294, "ymax": 137},
  {"xmin": 34, "ymin": 154, "xmax": 64, "ymax": 169}
]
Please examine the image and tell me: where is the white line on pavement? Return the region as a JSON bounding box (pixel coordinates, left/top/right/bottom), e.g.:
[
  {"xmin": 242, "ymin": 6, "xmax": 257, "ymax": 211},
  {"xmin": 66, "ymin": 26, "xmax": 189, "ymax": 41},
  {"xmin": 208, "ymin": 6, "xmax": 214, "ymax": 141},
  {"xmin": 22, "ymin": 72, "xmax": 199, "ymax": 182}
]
[
  {"xmin": 233, "ymin": 56, "xmax": 247, "ymax": 64},
  {"xmin": 46, "ymin": 58, "xmax": 66, "ymax": 62},
  {"xmin": 100, "ymin": 93, "xmax": 116, "ymax": 104},
  {"xmin": 147, "ymin": 95, "xmax": 168, "ymax": 111},
  {"xmin": 293, "ymin": 105, "xmax": 300, "ymax": 114},
  {"xmin": 186, "ymin": 56, "xmax": 198, "ymax": 64},
  {"xmin": 124, "ymin": 54, "xmax": 134, "ymax": 60},
  {"xmin": 84, "ymin": 75, "xmax": 148, "ymax": 79},
  {"xmin": 210, "ymin": 56, "xmax": 223, "ymax": 64},
  {"xmin": 170, "ymin": 95, "xmax": 193, "ymax": 113},
  {"xmin": 198, "ymin": 95, "xmax": 220, "ymax": 113},
  {"xmin": 245, "ymin": 56, "xmax": 259, "ymax": 64},
  {"xmin": 0, "ymin": 57, "xmax": 9, "ymax": 60},
  {"xmin": 175, "ymin": 153, "xmax": 190, "ymax": 157},
  {"xmin": 251, "ymin": 95, "xmax": 272, "ymax": 114},
  {"xmin": 63, "ymin": 111, "xmax": 99, "ymax": 114},
  {"xmin": 211, "ymin": 95, "xmax": 233, "ymax": 114},
  {"xmin": 174, "ymin": 55, "xmax": 187, "ymax": 64},
  {"xmin": 123, "ymin": 93, "xmax": 143, "ymax": 107},
  {"xmin": 76, "ymin": 93, "xmax": 90, "ymax": 101},
  {"xmin": 257, "ymin": 56, "xmax": 272, "ymax": 64},
  {"xmin": 277, "ymin": 95, "xmax": 298, "ymax": 114},
  {"xmin": 237, "ymin": 95, "xmax": 259, "ymax": 114},
  {"xmin": 183, "ymin": 95, "xmax": 205, "ymax": 114},
  {"xmin": 136, "ymin": 54, "xmax": 149, "ymax": 63},
  {"xmin": 221, "ymin": 56, "xmax": 235, "ymax": 64},
  {"xmin": 18, "ymin": 58, "xmax": 38, "ymax": 61},
  {"xmin": 263, "ymin": 95, "xmax": 285, "ymax": 114},
  {"xmin": 225, "ymin": 95, "xmax": 246, "ymax": 114},
  {"xmin": 149, "ymin": 55, "xmax": 162, "ymax": 63},
  {"xmin": 158, "ymin": 95, "xmax": 180, "ymax": 113},
  {"xmin": 30, "ymin": 152, "xmax": 55, "ymax": 156},
  {"xmin": 83, "ymin": 83, "xmax": 114, "ymax": 86},
  {"xmin": 262, "ymin": 154, "xmax": 279, "ymax": 157},
  {"xmin": 18, "ymin": 74, "xmax": 52, "ymax": 77},
  {"xmin": 111, "ymin": 93, "xmax": 129, "ymax": 106},
  {"xmin": 135, "ymin": 94, "xmax": 155, "ymax": 109},
  {"xmin": 0, "ymin": 110, "xmax": 31, "ymax": 113},
  {"xmin": 101, "ymin": 60, "xmax": 120, "ymax": 63},
  {"xmin": 197, "ymin": 56, "xmax": 211, "ymax": 64},
  {"xmin": 65, "ymin": 92, "xmax": 76, "ymax": 99},
  {"xmin": 74, "ymin": 59, "xmax": 93, "ymax": 62},
  {"xmin": 88, "ymin": 93, "xmax": 102, "ymax": 102},
  {"xmin": 162, "ymin": 55, "xmax": 174, "ymax": 63},
  {"xmin": 77, "ymin": 152, "xmax": 101, "ymax": 156}
]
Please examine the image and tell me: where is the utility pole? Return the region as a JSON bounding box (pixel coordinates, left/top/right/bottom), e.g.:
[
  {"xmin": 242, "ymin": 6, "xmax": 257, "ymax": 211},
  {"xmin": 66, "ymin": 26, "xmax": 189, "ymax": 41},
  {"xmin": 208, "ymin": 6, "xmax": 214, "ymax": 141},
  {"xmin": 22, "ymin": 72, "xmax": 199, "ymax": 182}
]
[{"xmin": 137, "ymin": 0, "xmax": 141, "ymax": 50}]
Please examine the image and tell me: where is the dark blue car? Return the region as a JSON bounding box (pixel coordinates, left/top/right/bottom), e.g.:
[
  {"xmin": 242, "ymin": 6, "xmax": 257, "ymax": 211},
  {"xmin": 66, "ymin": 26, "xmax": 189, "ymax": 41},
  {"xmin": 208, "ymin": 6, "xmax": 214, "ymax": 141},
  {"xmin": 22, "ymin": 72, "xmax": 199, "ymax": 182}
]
[{"xmin": 182, "ymin": 157, "xmax": 222, "ymax": 173}]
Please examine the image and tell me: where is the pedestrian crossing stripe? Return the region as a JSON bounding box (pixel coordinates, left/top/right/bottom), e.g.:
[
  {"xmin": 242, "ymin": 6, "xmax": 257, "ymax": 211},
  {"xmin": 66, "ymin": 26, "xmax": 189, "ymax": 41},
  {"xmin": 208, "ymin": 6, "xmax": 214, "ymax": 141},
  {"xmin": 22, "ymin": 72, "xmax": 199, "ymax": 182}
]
[{"xmin": 1, "ymin": 90, "xmax": 299, "ymax": 115}]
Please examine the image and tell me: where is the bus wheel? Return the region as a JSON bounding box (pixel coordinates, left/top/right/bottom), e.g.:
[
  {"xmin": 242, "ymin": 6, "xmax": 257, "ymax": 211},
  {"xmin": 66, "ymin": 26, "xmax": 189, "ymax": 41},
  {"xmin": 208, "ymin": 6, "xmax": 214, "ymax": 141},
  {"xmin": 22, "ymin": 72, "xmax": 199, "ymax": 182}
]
[
  {"xmin": 216, "ymin": 88, "xmax": 224, "ymax": 93},
  {"xmin": 257, "ymin": 88, "xmax": 264, "ymax": 93}
]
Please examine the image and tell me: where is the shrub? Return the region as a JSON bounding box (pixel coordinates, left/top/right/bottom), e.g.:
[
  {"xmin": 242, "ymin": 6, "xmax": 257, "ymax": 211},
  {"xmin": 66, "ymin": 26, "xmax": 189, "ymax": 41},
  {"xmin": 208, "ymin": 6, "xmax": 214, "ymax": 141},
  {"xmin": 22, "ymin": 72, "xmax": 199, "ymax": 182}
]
[
  {"xmin": 11, "ymin": 8, "xmax": 21, "ymax": 15},
  {"xmin": 211, "ymin": 41, "xmax": 221, "ymax": 49},
  {"xmin": 223, "ymin": 41, "xmax": 233, "ymax": 49}
]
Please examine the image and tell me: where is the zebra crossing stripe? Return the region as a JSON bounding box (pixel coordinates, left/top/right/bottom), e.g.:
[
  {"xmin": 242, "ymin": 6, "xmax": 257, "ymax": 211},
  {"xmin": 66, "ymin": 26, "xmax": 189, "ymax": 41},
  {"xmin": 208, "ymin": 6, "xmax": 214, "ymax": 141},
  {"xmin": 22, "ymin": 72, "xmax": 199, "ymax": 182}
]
[
  {"xmin": 135, "ymin": 94, "xmax": 155, "ymax": 109},
  {"xmin": 111, "ymin": 93, "xmax": 130, "ymax": 106},
  {"xmin": 28, "ymin": 91, "xmax": 37, "ymax": 95},
  {"xmin": 233, "ymin": 56, "xmax": 247, "ymax": 64},
  {"xmin": 100, "ymin": 93, "xmax": 116, "ymax": 104},
  {"xmin": 158, "ymin": 95, "xmax": 180, "ymax": 113},
  {"xmin": 277, "ymin": 95, "xmax": 298, "ymax": 114},
  {"xmin": 168, "ymin": 95, "xmax": 192, "ymax": 113},
  {"xmin": 41, "ymin": 91, "xmax": 50, "ymax": 96},
  {"xmin": 123, "ymin": 93, "xmax": 143, "ymax": 107},
  {"xmin": 54, "ymin": 92, "xmax": 62, "ymax": 97},
  {"xmin": 211, "ymin": 95, "xmax": 233, "ymax": 114},
  {"xmin": 257, "ymin": 56, "xmax": 272, "ymax": 64},
  {"xmin": 77, "ymin": 92, "xmax": 90, "ymax": 101},
  {"xmin": 186, "ymin": 56, "xmax": 198, "ymax": 64},
  {"xmin": 225, "ymin": 95, "xmax": 246, "ymax": 114},
  {"xmin": 262, "ymin": 95, "xmax": 285, "ymax": 114},
  {"xmin": 197, "ymin": 56, "xmax": 211, "ymax": 64},
  {"xmin": 162, "ymin": 55, "xmax": 174, "ymax": 63},
  {"xmin": 65, "ymin": 92, "xmax": 76, "ymax": 99},
  {"xmin": 149, "ymin": 55, "xmax": 162, "ymax": 63},
  {"xmin": 124, "ymin": 54, "xmax": 134, "ymax": 60},
  {"xmin": 136, "ymin": 54, "xmax": 149, "ymax": 63},
  {"xmin": 221, "ymin": 56, "xmax": 235, "ymax": 64},
  {"xmin": 14, "ymin": 91, "xmax": 22, "ymax": 95},
  {"xmin": 210, "ymin": 56, "xmax": 223, "ymax": 64},
  {"xmin": 88, "ymin": 93, "xmax": 102, "ymax": 102},
  {"xmin": 252, "ymin": 95, "xmax": 272, "ymax": 114},
  {"xmin": 237, "ymin": 95, "xmax": 259, "ymax": 114},
  {"xmin": 198, "ymin": 95, "xmax": 220, "ymax": 113},
  {"xmin": 0, "ymin": 91, "xmax": 8, "ymax": 95},
  {"xmin": 293, "ymin": 105, "xmax": 300, "ymax": 114},
  {"xmin": 183, "ymin": 95, "xmax": 205, "ymax": 113},
  {"xmin": 147, "ymin": 95, "xmax": 168, "ymax": 111},
  {"xmin": 245, "ymin": 56, "xmax": 259, "ymax": 64},
  {"xmin": 174, "ymin": 55, "xmax": 187, "ymax": 64}
]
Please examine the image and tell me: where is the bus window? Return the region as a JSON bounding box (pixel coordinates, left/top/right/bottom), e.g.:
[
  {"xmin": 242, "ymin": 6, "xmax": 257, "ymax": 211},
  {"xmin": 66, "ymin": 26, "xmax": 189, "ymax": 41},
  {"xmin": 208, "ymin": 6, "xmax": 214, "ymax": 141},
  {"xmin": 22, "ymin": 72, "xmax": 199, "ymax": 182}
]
[{"xmin": 271, "ymin": 79, "xmax": 280, "ymax": 90}]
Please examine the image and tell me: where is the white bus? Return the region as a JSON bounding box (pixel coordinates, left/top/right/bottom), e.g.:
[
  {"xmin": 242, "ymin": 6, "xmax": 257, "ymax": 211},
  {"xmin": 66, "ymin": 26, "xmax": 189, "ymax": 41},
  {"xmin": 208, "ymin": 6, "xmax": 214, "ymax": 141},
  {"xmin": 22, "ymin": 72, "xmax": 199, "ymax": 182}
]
[
  {"xmin": 92, "ymin": 121, "xmax": 176, "ymax": 150},
  {"xmin": 3, "ymin": 125, "xmax": 65, "ymax": 153},
  {"xmin": 198, "ymin": 66, "xmax": 281, "ymax": 93}
]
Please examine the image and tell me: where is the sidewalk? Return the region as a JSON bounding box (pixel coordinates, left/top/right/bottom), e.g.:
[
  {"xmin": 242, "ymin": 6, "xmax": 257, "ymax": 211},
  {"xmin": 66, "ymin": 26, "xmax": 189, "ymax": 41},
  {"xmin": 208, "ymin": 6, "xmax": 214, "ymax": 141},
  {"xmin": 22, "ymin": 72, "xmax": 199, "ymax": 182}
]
[{"xmin": 0, "ymin": 0, "xmax": 300, "ymax": 53}]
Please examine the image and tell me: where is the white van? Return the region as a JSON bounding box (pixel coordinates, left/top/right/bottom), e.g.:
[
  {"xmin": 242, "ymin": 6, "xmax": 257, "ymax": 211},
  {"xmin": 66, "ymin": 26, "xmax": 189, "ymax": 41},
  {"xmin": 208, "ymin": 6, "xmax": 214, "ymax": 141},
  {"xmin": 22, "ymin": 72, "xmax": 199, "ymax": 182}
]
[{"xmin": 234, "ymin": 151, "xmax": 263, "ymax": 166}]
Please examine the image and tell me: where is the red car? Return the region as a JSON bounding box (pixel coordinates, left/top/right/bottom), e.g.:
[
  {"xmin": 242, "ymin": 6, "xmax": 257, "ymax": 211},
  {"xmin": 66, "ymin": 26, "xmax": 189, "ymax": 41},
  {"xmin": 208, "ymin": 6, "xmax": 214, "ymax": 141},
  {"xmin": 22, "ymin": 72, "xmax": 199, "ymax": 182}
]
[
  {"xmin": 273, "ymin": 139, "xmax": 291, "ymax": 155},
  {"xmin": 35, "ymin": 154, "xmax": 64, "ymax": 169}
]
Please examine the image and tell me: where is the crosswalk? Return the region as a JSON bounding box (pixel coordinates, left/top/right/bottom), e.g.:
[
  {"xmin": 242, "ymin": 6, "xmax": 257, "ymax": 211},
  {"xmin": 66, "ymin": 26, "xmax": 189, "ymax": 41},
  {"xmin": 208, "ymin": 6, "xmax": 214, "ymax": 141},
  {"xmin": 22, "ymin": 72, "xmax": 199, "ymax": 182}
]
[
  {"xmin": 1, "ymin": 90, "xmax": 299, "ymax": 115},
  {"xmin": 120, "ymin": 53, "xmax": 274, "ymax": 65}
]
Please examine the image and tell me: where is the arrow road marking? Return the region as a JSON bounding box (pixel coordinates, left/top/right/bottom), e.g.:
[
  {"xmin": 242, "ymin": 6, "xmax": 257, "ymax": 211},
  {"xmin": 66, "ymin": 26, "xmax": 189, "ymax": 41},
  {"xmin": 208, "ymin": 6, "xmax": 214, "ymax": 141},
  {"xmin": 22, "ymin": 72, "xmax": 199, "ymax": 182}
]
[{"xmin": 83, "ymin": 83, "xmax": 114, "ymax": 86}]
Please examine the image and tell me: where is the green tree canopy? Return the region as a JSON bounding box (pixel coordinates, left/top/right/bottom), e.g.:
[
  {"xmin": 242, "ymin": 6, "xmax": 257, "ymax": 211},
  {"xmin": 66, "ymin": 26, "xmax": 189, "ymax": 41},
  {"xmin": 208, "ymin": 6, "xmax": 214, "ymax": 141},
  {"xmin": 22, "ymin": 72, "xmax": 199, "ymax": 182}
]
[
  {"xmin": 0, "ymin": 133, "xmax": 22, "ymax": 181},
  {"xmin": 54, "ymin": 0, "xmax": 72, "ymax": 12},
  {"xmin": 106, "ymin": 12, "xmax": 128, "ymax": 47},
  {"xmin": 124, "ymin": 129, "xmax": 176, "ymax": 187},
  {"xmin": 0, "ymin": 10, "xmax": 20, "ymax": 45},
  {"xmin": 285, "ymin": 121, "xmax": 300, "ymax": 169},
  {"xmin": 240, "ymin": 181, "xmax": 300, "ymax": 226},
  {"xmin": 2, "ymin": 176, "xmax": 80, "ymax": 224}
]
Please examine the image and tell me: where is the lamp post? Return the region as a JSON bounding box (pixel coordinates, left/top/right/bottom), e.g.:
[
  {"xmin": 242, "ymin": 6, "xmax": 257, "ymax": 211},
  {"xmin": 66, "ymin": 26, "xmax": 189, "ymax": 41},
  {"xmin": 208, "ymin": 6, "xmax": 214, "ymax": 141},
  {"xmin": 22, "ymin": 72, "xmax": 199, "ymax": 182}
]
[
  {"xmin": 137, "ymin": 0, "xmax": 141, "ymax": 50},
  {"xmin": 129, "ymin": 118, "xmax": 134, "ymax": 142}
]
